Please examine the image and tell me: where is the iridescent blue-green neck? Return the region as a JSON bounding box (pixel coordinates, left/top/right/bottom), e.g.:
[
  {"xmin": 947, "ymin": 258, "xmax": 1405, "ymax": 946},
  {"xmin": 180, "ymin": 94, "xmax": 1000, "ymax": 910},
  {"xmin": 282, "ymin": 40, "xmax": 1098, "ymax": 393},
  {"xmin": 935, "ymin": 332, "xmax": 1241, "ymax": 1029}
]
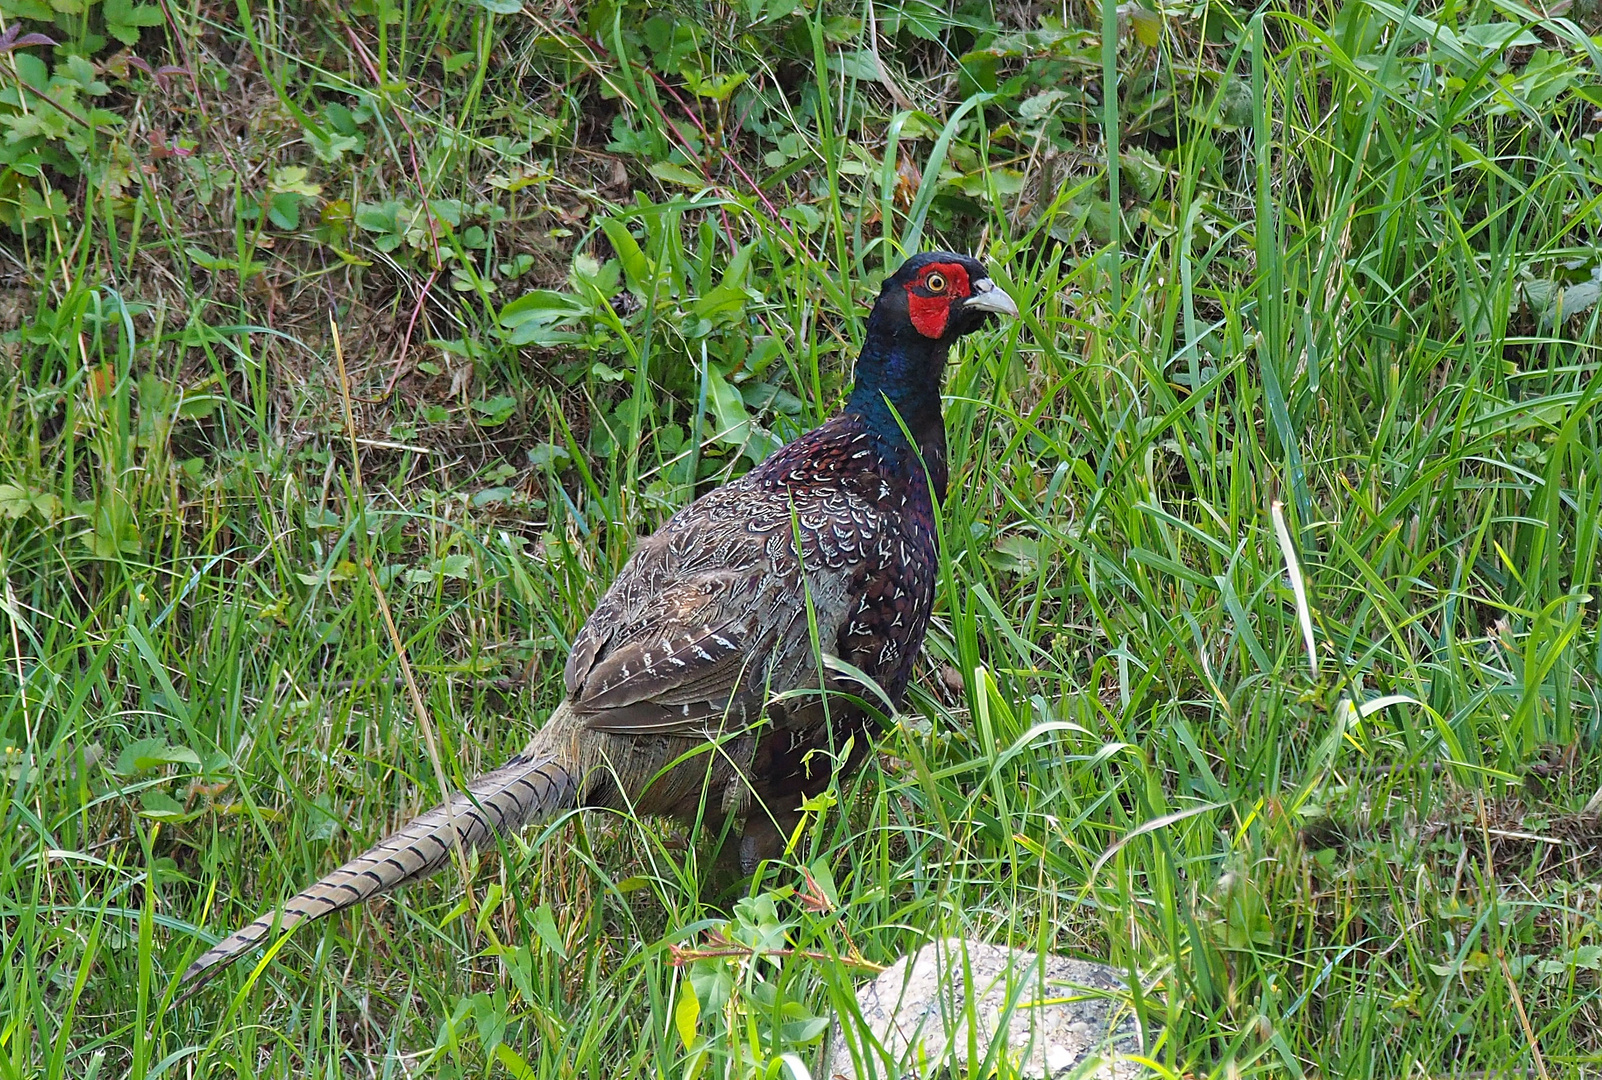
[{"xmin": 844, "ymin": 317, "xmax": 950, "ymax": 456}]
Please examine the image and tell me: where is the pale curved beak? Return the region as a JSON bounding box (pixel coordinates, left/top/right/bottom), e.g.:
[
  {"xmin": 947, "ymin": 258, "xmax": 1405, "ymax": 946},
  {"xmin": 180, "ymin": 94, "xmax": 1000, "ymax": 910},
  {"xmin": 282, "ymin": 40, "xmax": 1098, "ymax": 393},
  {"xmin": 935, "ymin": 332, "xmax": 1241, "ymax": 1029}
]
[{"xmin": 965, "ymin": 277, "xmax": 1020, "ymax": 318}]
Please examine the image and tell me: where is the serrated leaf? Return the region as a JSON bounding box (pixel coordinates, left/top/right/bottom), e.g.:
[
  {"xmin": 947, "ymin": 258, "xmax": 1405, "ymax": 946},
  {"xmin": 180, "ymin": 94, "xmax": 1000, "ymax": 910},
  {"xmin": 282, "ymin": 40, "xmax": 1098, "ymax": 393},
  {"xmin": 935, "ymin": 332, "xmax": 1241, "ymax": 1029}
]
[
  {"xmin": 683, "ymin": 68, "xmax": 748, "ymax": 101},
  {"xmin": 270, "ymin": 165, "xmax": 320, "ymax": 197},
  {"xmin": 428, "ymin": 198, "xmax": 463, "ymax": 227},
  {"xmin": 307, "ymin": 129, "xmax": 362, "ymax": 163},
  {"xmin": 306, "ymin": 794, "xmax": 340, "ymax": 841},
  {"xmin": 0, "ymin": 0, "xmax": 54, "ymax": 22},
  {"xmin": 1119, "ymin": 146, "xmax": 1165, "ymax": 202},
  {"xmin": 103, "ymin": 0, "xmax": 165, "ymax": 45},
  {"xmin": 11, "ymin": 50, "xmax": 46, "ymax": 88},
  {"xmin": 405, "ymin": 552, "xmax": 473, "ymax": 584},
  {"xmin": 688, "ymin": 957, "xmax": 733, "ymax": 1013}
]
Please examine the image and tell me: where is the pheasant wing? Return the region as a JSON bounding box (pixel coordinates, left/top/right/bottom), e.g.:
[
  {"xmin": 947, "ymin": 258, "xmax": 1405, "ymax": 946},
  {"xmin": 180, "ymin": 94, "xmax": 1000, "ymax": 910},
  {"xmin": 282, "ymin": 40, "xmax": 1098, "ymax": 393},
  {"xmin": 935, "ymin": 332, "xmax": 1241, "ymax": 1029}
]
[{"xmin": 563, "ymin": 488, "xmax": 830, "ymax": 736}]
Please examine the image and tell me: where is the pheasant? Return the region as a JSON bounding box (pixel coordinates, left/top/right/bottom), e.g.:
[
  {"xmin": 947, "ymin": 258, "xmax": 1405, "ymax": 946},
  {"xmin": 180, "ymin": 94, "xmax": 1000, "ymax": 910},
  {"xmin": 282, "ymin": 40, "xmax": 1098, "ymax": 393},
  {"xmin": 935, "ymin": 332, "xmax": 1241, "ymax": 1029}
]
[{"xmin": 180, "ymin": 252, "xmax": 1018, "ymax": 993}]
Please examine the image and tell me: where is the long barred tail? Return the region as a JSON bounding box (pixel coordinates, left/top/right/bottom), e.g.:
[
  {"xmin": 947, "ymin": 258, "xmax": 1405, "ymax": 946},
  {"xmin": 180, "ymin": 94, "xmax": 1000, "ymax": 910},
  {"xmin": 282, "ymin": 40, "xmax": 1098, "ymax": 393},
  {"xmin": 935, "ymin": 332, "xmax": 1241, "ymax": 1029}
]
[{"xmin": 179, "ymin": 751, "xmax": 578, "ymax": 996}]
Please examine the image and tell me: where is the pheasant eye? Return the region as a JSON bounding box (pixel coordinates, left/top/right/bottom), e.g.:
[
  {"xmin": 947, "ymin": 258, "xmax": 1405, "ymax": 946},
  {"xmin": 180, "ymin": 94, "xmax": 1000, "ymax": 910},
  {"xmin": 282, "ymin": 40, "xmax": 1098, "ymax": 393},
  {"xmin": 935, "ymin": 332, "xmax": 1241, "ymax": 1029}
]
[{"xmin": 924, "ymin": 272, "xmax": 947, "ymax": 293}]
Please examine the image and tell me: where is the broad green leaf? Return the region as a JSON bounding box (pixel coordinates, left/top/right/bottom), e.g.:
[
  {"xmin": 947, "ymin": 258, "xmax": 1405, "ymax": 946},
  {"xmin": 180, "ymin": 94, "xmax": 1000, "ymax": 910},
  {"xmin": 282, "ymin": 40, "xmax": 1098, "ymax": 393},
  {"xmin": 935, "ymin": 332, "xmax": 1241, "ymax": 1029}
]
[
  {"xmin": 598, "ymin": 218, "xmax": 650, "ymax": 292},
  {"xmin": 702, "ymin": 364, "xmax": 750, "ymax": 447},
  {"xmin": 827, "ymin": 49, "xmax": 880, "ymax": 81},
  {"xmin": 647, "ymin": 161, "xmax": 705, "ymax": 188},
  {"xmin": 530, "ymin": 902, "xmax": 568, "ymax": 959},
  {"xmin": 117, "ymin": 738, "xmax": 201, "ymax": 774},
  {"xmin": 674, "ymin": 977, "xmax": 699, "ymax": 1048},
  {"xmin": 1127, "ymin": 3, "xmax": 1161, "ymax": 46}
]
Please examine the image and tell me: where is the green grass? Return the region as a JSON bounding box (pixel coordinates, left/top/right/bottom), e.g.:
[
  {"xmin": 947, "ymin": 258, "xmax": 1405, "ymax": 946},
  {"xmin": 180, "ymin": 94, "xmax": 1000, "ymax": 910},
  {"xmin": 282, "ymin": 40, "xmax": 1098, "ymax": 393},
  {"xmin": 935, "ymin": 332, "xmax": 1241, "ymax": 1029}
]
[{"xmin": 1, "ymin": 0, "xmax": 1601, "ymax": 1075}]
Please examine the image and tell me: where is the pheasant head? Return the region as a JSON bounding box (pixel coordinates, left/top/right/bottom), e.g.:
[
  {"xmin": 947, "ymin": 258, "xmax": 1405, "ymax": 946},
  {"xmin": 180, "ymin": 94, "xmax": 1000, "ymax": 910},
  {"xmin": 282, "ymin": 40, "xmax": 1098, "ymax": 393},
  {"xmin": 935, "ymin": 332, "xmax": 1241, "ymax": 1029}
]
[{"xmin": 847, "ymin": 252, "xmax": 1019, "ymax": 450}]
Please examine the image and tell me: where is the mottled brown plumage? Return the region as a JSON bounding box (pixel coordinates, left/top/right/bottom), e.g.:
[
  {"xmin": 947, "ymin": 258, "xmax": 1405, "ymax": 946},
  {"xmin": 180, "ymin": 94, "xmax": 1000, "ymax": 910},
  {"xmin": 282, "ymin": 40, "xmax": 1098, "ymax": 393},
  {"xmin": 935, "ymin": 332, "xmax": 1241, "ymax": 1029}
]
[{"xmin": 179, "ymin": 253, "xmax": 1018, "ymax": 994}]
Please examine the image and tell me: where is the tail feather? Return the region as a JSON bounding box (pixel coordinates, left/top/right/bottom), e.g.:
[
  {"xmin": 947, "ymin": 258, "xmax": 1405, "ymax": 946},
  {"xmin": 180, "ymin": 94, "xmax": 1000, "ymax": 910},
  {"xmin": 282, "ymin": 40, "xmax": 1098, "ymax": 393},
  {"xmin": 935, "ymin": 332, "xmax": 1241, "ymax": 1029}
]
[{"xmin": 180, "ymin": 751, "xmax": 577, "ymax": 995}]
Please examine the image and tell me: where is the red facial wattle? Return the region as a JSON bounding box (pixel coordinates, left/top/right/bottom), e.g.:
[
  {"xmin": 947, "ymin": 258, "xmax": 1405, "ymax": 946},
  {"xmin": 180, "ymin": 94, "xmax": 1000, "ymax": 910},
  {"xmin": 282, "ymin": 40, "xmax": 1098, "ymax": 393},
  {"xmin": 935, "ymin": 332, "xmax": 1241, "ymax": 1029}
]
[
  {"xmin": 904, "ymin": 262, "xmax": 972, "ymax": 339},
  {"xmin": 906, "ymin": 291, "xmax": 950, "ymax": 338}
]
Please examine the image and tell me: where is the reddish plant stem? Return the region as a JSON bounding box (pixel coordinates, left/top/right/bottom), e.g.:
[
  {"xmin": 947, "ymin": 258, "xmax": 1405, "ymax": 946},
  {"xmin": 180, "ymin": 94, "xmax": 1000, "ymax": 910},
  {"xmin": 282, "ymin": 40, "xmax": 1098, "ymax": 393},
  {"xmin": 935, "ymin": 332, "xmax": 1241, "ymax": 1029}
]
[
  {"xmin": 341, "ymin": 21, "xmax": 452, "ymax": 399},
  {"xmin": 384, "ymin": 267, "xmax": 441, "ymax": 400}
]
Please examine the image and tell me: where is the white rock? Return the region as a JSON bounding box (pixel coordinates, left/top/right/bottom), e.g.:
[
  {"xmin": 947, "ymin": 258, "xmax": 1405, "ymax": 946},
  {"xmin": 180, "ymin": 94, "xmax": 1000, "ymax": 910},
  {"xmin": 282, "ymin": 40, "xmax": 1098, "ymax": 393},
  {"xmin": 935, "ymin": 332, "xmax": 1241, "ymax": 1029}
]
[{"xmin": 820, "ymin": 937, "xmax": 1147, "ymax": 1079}]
